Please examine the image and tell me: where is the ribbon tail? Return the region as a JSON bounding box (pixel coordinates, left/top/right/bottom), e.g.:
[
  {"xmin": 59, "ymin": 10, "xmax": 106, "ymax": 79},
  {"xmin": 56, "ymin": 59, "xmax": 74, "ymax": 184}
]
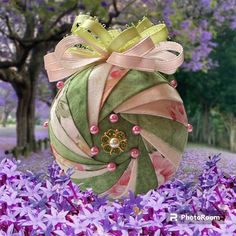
[
  {"xmin": 44, "ymin": 52, "xmax": 101, "ymax": 82},
  {"xmin": 44, "ymin": 53, "xmax": 79, "ymax": 82}
]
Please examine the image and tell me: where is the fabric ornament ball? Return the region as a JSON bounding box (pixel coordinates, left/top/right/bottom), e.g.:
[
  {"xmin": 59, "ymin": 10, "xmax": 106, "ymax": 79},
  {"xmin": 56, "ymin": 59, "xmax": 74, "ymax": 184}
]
[{"xmin": 44, "ymin": 15, "xmax": 189, "ymax": 199}]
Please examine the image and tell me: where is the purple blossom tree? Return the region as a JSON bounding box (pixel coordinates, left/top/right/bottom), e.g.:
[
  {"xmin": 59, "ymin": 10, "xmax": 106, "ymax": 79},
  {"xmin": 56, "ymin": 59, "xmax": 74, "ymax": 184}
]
[
  {"xmin": 149, "ymin": 0, "xmax": 236, "ymax": 71},
  {"xmin": 0, "ymin": 0, "xmax": 79, "ymax": 148}
]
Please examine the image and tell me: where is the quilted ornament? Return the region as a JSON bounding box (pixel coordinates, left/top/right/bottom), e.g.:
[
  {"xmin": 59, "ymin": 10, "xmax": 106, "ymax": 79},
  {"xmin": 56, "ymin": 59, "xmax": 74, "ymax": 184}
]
[{"xmin": 44, "ymin": 15, "xmax": 188, "ymax": 199}]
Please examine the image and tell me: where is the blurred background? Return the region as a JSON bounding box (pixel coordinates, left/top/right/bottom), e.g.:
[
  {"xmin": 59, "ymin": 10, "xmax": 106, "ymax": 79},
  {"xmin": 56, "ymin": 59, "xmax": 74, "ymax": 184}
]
[{"xmin": 0, "ymin": 0, "xmax": 235, "ymax": 163}]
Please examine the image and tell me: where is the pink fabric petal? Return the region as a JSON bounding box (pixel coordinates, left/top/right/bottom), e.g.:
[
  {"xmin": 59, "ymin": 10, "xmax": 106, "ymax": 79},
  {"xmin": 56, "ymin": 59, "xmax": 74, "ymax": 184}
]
[
  {"xmin": 87, "ymin": 63, "xmax": 112, "ymax": 126},
  {"xmin": 149, "ymin": 151, "xmax": 176, "ymax": 185},
  {"xmin": 100, "ymin": 67, "xmax": 129, "ymax": 108},
  {"xmin": 118, "ymin": 100, "xmax": 188, "ymax": 126},
  {"xmin": 115, "ymin": 84, "xmax": 182, "ymax": 113},
  {"xmin": 101, "ymin": 159, "xmax": 138, "ymax": 199},
  {"xmin": 140, "ymin": 130, "xmax": 183, "ymax": 168}
]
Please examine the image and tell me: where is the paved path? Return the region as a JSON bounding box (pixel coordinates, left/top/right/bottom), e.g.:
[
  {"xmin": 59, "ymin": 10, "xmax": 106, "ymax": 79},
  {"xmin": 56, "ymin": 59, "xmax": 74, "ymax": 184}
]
[
  {"xmin": 175, "ymin": 145, "xmax": 236, "ymax": 183},
  {"xmin": 0, "ymin": 126, "xmax": 51, "ymax": 174}
]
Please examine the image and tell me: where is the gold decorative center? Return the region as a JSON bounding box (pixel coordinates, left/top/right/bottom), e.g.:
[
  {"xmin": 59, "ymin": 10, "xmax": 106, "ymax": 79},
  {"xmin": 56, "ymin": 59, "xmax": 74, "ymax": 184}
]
[{"xmin": 101, "ymin": 129, "xmax": 127, "ymax": 155}]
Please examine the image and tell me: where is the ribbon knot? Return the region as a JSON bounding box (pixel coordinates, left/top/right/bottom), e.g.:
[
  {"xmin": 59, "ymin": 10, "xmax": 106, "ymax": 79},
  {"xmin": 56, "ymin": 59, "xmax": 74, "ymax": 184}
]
[{"xmin": 44, "ymin": 15, "xmax": 184, "ymax": 82}]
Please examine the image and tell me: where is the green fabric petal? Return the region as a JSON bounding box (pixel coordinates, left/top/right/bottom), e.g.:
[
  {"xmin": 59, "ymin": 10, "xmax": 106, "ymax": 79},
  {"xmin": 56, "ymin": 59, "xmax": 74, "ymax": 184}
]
[
  {"xmin": 66, "ymin": 68, "xmax": 93, "ymax": 147},
  {"xmin": 135, "ymin": 138, "xmax": 158, "ymax": 194},
  {"xmin": 121, "ymin": 114, "xmax": 188, "ymax": 152},
  {"xmin": 99, "ymin": 70, "xmax": 167, "ymax": 121},
  {"xmin": 72, "ymin": 158, "xmax": 131, "ymax": 194},
  {"xmin": 49, "ymin": 124, "xmax": 104, "ymax": 165}
]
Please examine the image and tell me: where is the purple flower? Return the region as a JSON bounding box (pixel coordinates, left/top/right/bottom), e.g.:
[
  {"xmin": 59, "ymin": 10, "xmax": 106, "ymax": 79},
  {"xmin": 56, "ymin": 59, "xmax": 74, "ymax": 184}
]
[
  {"xmin": 231, "ymin": 19, "xmax": 236, "ymax": 29},
  {"xmin": 0, "ymin": 191, "xmax": 21, "ymax": 206},
  {"xmin": 206, "ymin": 154, "xmax": 221, "ymax": 168},
  {"xmin": 100, "ymin": 1, "xmax": 108, "ymax": 7},
  {"xmin": 45, "ymin": 207, "xmax": 68, "ymax": 227},
  {"xmin": 201, "ymin": 0, "xmax": 211, "ymax": 8},
  {"xmin": 78, "ymin": 3, "xmax": 85, "ymax": 10},
  {"xmin": 67, "ymin": 215, "xmax": 92, "ymax": 234},
  {"xmin": 40, "ymin": 180, "xmax": 59, "ymax": 198},
  {"xmin": 181, "ymin": 20, "xmax": 191, "ymax": 29},
  {"xmin": 21, "ymin": 183, "xmax": 42, "ymax": 201},
  {"xmin": 214, "ymin": 222, "xmax": 236, "ymax": 235},
  {"xmin": 200, "ymin": 19, "xmax": 208, "ymax": 29},
  {"xmin": 46, "ymin": 6, "xmax": 54, "ymax": 12},
  {"xmin": 21, "ymin": 210, "xmax": 47, "ymax": 230},
  {"xmin": 201, "ymin": 31, "xmax": 212, "ymax": 43},
  {"xmin": 169, "ymin": 223, "xmax": 194, "ymax": 235}
]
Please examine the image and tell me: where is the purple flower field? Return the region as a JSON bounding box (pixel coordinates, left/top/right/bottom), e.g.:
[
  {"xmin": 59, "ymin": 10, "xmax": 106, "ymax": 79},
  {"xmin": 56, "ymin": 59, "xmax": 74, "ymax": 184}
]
[
  {"xmin": 0, "ymin": 153, "xmax": 236, "ymax": 235},
  {"xmin": 0, "ymin": 126, "xmax": 236, "ymax": 235}
]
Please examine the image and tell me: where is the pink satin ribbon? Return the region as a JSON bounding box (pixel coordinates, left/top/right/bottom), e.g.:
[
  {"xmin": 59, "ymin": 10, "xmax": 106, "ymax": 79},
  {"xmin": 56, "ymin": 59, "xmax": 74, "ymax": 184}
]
[{"xmin": 44, "ymin": 36, "xmax": 184, "ymax": 82}]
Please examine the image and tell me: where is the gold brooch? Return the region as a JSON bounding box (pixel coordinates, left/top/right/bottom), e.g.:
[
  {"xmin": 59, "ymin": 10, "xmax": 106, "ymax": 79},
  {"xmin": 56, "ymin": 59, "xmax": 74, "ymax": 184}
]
[{"xmin": 101, "ymin": 129, "xmax": 128, "ymax": 155}]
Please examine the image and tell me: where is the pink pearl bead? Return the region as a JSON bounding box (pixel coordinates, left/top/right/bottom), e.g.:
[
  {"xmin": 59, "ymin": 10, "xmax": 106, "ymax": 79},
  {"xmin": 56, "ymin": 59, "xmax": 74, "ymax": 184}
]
[
  {"xmin": 130, "ymin": 148, "xmax": 140, "ymax": 159},
  {"xmin": 132, "ymin": 125, "xmax": 141, "ymax": 135},
  {"xmin": 56, "ymin": 81, "xmax": 65, "ymax": 89},
  {"xmin": 187, "ymin": 124, "xmax": 193, "ymax": 133},
  {"xmin": 109, "ymin": 114, "xmax": 119, "ymax": 123},
  {"xmin": 91, "ymin": 146, "xmax": 99, "ymax": 156},
  {"xmin": 111, "ymin": 70, "xmax": 122, "ymax": 78},
  {"xmin": 43, "ymin": 121, "xmax": 48, "ymax": 128},
  {"xmin": 90, "ymin": 125, "xmax": 99, "ymax": 135},
  {"xmin": 170, "ymin": 80, "xmax": 177, "ymax": 88},
  {"xmin": 107, "ymin": 162, "xmax": 117, "ymax": 171}
]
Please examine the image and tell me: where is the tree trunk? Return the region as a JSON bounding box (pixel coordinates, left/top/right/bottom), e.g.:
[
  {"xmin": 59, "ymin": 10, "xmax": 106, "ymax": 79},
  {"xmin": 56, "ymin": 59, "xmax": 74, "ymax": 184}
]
[
  {"xmin": 16, "ymin": 91, "xmax": 29, "ymax": 146},
  {"xmin": 13, "ymin": 78, "xmax": 36, "ymax": 148},
  {"xmin": 27, "ymin": 79, "xmax": 36, "ymax": 147},
  {"xmin": 12, "ymin": 44, "xmax": 44, "ymax": 149},
  {"xmin": 202, "ymin": 105, "xmax": 209, "ymax": 144},
  {"xmin": 2, "ymin": 111, "xmax": 9, "ymax": 127},
  {"xmin": 27, "ymin": 45, "xmax": 45, "ymax": 147},
  {"xmin": 229, "ymin": 127, "xmax": 236, "ymax": 152},
  {"xmin": 222, "ymin": 113, "xmax": 236, "ymax": 152}
]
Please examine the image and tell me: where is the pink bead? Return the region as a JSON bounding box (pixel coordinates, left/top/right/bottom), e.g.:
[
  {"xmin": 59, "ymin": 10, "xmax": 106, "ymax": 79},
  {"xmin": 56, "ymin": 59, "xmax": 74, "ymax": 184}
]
[
  {"xmin": 107, "ymin": 162, "xmax": 117, "ymax": 171},
  {"xmin": 109, "ymin": 113, "xmax": 119, "ymax": 123},
  {"xmin": 132, "ymin": 125, "xmax": 141, "ymax": 135},
  {"xmin": 187, "ymin": 124, "xmax": 193, "ymax": 133},
  {"xmin": 91, "ymin": 146, "xmax": 99, "ymax": 156},
  {"xmin": 170, "ymin": 80, "xmax": 177, "ymax": 88},
  {"xmin": 43, "ymin": 121, "xmax": 48, "ymax": 128},
  {"xmin": 111, "ymin": 70, "xmax": 122, "ymax": 78},
  {"xmin": 56, "ymin": 81, "xmax": 64, "ymax": 89},
  {"xmin": 90, "ymin": 125, "xmax": 99, "ymax": 135},
  {"xmin": 130, "ymin": 148, "xmax": 140, "ymax": 159}
]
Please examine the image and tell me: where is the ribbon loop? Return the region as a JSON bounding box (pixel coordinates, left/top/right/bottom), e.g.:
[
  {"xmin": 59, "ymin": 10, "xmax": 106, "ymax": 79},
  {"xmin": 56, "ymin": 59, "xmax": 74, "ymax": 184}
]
[{"xmin": 107, "ymin": 40, "xmax": 183, "ymax": 74}]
